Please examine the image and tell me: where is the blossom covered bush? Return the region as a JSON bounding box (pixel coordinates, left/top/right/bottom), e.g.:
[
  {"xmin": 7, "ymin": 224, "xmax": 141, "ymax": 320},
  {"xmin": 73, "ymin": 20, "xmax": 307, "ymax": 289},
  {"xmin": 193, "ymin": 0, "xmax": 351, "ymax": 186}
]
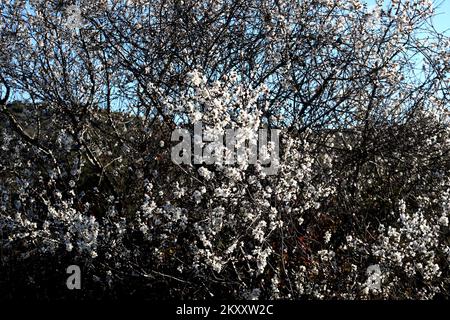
[{"xmin": 0, "ymin": 0, "xmax": 449, "ymax": 299}]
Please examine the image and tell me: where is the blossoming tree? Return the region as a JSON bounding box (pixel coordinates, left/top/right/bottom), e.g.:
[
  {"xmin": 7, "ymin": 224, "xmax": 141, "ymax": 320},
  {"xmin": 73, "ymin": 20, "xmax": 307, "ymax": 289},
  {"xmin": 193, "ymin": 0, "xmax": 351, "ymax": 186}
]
[{"xmin": 0, "ymin": 0, "xmax": 449, "ymax": 299}]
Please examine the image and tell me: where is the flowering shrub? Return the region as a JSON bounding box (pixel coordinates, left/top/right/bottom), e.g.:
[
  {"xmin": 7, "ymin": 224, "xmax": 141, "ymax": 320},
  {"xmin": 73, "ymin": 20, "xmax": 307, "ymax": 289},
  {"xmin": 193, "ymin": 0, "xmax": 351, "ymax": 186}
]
[{"xmin": 0, "ymin": 0, "xmax": 449, "ymax": 299}]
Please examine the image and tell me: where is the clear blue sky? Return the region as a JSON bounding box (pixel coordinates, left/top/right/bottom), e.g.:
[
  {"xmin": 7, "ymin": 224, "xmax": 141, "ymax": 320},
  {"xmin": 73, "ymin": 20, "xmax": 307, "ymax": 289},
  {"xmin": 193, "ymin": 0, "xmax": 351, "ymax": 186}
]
[
  {"xmin": 432, "ymin": 1, "xmax": 450, "ymax": 34},
  {"xmin": 364, "ymin": 0, "xmax": 450, "ymax": 34}
]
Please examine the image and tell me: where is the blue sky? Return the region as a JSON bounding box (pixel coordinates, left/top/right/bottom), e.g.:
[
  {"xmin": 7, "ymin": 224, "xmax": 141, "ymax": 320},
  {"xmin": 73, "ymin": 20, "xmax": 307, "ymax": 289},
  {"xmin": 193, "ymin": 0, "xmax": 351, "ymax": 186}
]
[
  {"xmin": 432, "ymin": 1, "xmax": 450, "ymax": 34},
  {"xmin": 364, "ymin": 0, "xmax": 450, "ymax": 34}
]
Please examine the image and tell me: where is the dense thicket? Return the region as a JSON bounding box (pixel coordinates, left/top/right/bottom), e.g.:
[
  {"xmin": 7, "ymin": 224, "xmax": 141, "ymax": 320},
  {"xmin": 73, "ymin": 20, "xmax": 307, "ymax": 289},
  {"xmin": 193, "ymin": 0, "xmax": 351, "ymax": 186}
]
[{"xmin": 0, "ymin": 0, "xmax": 449, "ymax": 299}]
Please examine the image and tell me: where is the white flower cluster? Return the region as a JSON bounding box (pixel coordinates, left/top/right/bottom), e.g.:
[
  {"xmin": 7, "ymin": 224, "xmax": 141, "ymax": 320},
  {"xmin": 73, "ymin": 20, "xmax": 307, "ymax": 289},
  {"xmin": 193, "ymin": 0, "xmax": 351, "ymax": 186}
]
[{"xmin": 372, "ymin": 202, "xmax": 449, "ymax": 284}]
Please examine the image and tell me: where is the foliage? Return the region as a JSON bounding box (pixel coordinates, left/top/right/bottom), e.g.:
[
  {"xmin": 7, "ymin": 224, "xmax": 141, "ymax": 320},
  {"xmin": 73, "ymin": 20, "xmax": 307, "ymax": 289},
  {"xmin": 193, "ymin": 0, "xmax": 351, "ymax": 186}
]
[{"xmin": 0, "ymin": 0, "xmax": 449, "ymax": 299}]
